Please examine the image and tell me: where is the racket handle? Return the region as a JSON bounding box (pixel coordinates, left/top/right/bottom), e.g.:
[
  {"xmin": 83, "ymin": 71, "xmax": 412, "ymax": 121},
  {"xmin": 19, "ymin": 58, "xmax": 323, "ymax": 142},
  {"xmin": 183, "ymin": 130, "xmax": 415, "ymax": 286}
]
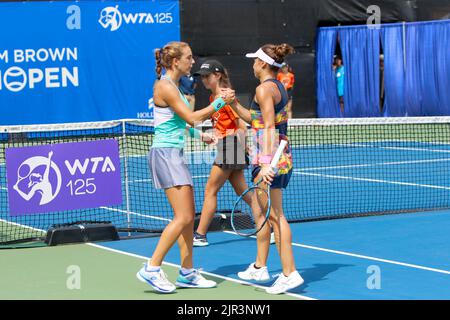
[{"xmin": 270, "ymin": 140, "xmax": 287, "ymax": 168}]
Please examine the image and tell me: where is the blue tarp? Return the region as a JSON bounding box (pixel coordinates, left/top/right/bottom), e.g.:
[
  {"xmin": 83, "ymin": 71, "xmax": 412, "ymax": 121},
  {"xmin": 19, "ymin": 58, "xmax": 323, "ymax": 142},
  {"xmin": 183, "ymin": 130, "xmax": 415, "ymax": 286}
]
[{"xmin": 317, "ymin": 19, "xmax": 450, "ymax": 117}]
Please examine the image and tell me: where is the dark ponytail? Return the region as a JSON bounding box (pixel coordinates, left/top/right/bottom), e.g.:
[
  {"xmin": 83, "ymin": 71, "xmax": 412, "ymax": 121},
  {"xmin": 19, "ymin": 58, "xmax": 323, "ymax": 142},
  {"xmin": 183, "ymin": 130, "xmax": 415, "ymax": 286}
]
[
  {"xmin": 218, "ymin": 68, "xmax": 232, "ymax": 89},
  {"xmin": 273, "ymin": 43, "xmax": 294, "ymax": 62},
  {"xmin": 261, "ymin": 43, "xmax": 295, "ymax": 72}
]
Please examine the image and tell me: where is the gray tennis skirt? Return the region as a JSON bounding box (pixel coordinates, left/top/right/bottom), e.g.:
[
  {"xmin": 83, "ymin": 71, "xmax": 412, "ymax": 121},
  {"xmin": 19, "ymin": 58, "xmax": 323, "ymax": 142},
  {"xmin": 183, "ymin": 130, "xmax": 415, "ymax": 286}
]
[{"xmin": 148, "ymin": 147, "xmax": 193, "ymax": 189}]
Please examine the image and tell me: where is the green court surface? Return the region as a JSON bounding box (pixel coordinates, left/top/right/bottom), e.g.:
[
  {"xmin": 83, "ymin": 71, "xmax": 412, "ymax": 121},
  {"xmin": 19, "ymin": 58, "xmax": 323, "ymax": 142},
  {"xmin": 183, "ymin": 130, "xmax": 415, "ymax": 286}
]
[
  {"xmin": 0, "ymin": 221, "xmax": 45, "ymax": 244},
  {"xmin": 0, "ymin": 243, "xmax": 298, "ymax": 300}
]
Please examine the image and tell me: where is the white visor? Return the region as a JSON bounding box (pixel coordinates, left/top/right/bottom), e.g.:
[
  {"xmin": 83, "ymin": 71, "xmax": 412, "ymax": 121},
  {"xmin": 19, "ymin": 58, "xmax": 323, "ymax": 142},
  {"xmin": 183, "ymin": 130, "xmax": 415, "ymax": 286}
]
[{"xmin": 245, "ymin": 48, "xmax": 283, "ymax": 68}]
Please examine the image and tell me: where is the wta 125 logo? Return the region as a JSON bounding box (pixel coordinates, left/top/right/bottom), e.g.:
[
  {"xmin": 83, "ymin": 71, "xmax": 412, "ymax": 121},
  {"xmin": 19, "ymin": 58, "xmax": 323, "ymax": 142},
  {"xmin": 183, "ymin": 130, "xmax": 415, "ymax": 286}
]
[
  {"xmin": 13, "ymin": 151, "xmax": 62, "ymax": 206},
  {"xmin": 98, "ymin": 5, "xmax": 173, "ymax": 31},
  {"xmin": 6, "ymin": 139, "xmax": 122, "ymax": 216}
]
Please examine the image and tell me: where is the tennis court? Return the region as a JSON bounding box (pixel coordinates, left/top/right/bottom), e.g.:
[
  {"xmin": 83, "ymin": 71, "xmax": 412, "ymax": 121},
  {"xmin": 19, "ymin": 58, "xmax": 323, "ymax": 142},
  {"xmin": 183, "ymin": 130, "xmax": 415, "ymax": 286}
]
[
  {"xmin": 2, "ymin": 211, "xmax": 450, "ymax": 299},
  {"xmin": 2, "ymin": 118, "xmax": 450, "ymax": 299}
]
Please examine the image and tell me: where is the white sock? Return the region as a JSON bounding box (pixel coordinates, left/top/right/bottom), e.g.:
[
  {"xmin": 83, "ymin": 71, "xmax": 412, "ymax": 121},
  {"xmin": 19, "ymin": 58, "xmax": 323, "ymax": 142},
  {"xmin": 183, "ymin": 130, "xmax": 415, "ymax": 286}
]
[
  {"xmin": 180, "ymin": 267, "xmax": 195, "ymax": 275},
  {"xmin": 146, "ymin": 262, "xmax": 160, "ymax": 272}
]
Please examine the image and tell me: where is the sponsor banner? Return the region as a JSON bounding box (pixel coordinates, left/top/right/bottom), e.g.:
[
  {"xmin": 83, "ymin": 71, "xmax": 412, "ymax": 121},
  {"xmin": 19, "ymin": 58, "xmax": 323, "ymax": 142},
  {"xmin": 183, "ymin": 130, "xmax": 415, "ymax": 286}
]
[
  {"xmin": 0, "ymin": 1, "xmax": 179, "ymax": 125},
  {"xmin": 5, "ymin": 139, "xmax": 122, "ymax": 216}
]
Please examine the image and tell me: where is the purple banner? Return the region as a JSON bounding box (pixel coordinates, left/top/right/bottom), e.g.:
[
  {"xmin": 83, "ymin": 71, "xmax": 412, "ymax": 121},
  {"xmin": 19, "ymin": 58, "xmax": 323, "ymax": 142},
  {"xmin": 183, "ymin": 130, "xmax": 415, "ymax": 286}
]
[{"xmin": 5, "ymin": 139, "xmax": 122, "ymax": 216}]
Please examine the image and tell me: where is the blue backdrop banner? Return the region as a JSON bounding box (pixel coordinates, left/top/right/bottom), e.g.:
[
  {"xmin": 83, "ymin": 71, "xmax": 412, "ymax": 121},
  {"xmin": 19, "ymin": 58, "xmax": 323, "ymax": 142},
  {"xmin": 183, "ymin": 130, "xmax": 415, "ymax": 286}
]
[
  {"xmin": 317, "ymin": 19, "xmax": 450, "ymax": 118},
  {"xmin": 316, "ymin": 28, "xmax": 340, "ymax": 118},
  {"xmin": 339, "ymin": 26, "xmax": 381, "ymax": 118},
  {"xmin": 405, "ymin": 21, "xmax": 450, "ymax": 116},
  {"xmin": 381, "ymin": 25, "xmax": 406, "ymax": 116},
  {"xmin": 0, "ymin": 1, "xmax": 179, "ymax": 125}
]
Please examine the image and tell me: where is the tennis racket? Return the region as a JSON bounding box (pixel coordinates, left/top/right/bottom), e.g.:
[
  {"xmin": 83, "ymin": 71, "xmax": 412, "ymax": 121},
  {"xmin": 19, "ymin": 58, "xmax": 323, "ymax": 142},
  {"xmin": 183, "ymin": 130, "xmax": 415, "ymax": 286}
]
[{"xmin": 230, "ymin": 140, "xmax": 287, "ymax": 237}]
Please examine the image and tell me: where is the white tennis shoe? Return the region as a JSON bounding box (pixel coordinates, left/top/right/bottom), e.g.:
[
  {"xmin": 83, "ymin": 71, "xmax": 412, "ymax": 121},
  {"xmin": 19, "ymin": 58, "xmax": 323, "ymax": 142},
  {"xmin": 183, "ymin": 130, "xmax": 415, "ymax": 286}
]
[
  {"xmin": 176, "ymin": 269, "xmax": 217, "ymax": 288},
  {"xmin": 266, "ymin": 270, "xmax": 304, "ymax": 294},
  {"xmin": 136, "ymin": 263, "xmax": 176, "ymax": 293},
  {"xmin": 193, "ymin": 232, "xmax": 209, "ymax": 247},
  {"xmin": 237, "ymin": 263, "xmax": 270, "ymax": 282}
]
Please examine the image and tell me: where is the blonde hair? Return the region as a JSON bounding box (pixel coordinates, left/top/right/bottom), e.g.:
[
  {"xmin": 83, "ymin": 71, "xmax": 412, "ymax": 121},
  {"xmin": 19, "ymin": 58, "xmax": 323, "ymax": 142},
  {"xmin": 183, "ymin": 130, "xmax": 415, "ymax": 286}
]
[{"xmin": 154, "ymin": 41, "xmax": 190, "ymax": 79}]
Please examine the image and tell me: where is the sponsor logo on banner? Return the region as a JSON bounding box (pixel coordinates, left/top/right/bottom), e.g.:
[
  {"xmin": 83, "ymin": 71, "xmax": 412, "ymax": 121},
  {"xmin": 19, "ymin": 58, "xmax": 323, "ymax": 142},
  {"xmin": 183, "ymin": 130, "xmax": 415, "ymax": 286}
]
[
  {"xmin": 137, "ymin": 97, "xmax": 154, "ymax": 119},
  {"xmin": 6, "ymin": 139, "xmax": 122, "ymax": 216},
  {"xmin": 12, "ymin": 151, "xmax": 62, "ymax": 205},
  {"xmin": 98, "ymin": 6, "xmax": 122, "ymax": 31},
  {"xmin": 98, "ymin": 5, "xmax": 174, "ymax": 31}
]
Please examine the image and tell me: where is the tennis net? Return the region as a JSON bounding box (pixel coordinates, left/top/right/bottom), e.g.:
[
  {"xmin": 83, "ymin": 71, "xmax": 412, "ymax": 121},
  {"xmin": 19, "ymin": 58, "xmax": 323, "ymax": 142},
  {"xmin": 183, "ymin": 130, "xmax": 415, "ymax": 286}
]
[{"xmin": 1, "ymin": 117, "xmax": 450, "ymax": 244}]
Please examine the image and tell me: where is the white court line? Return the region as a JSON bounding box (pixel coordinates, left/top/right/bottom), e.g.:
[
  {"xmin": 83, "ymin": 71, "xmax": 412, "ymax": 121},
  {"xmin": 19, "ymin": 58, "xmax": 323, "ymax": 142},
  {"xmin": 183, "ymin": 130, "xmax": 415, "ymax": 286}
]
[
  {"xmin": 221, "ymin": 231, "xmax": 450, "ymax": 275},
  {"xmin": 294, "ymin": 243, "xmax": 450, "ymax": 275},
  {"xmin": 0, "ymin": 218, "xmax": 45, "ymax": 233},
  {"xmin": 299, "ymin": 158, "xmax": 450, "ymax": 171},
  {"xmin": 123, "ymin": 179, "xmax": 151, "ymax": 184},
  {"xmin": 100, "ymin": 206, "xmax": 172, "ymax": 223},
  {"xmin": 193, "ymin": 175, "xmax": 211, "ymax": 179},
  {"xmin": 124, "ymin": 150, "xmax": 215, "ymax": 159},
  {"xmin": 296, "ymin": 172, "xmax": 450, "ymax": 190},
  {"xmin": 124, "ymin": 174, "xmax": 211, "ymax": 184},
  {"xmin": 341, "ymin": 143, "xmax": 450, "ymax": 154},
  {"xmin": 86, "ymin": 242, "xmax": 314, "ymax": 300}
]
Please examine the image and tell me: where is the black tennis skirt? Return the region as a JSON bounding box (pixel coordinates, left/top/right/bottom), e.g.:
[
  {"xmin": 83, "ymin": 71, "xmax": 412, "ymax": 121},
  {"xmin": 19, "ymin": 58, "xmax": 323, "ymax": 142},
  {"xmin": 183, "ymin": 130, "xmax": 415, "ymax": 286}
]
[{"xmin": 214, "ymin": 134, "xmax": 249, "ymax": 170}]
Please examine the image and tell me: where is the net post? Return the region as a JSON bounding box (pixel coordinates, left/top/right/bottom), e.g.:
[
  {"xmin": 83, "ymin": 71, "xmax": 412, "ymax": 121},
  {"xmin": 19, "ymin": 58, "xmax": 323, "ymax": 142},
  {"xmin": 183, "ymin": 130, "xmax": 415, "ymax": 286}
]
[{"xmin": 122, "ymin": 120, "xmax": 132, "ymax": 237}]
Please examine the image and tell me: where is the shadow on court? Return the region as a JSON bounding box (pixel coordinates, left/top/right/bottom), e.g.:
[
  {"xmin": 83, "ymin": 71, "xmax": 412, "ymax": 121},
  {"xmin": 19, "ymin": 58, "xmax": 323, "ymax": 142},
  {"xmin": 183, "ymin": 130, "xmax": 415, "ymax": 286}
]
[
  {"xmin": 291, "ymin": 263, "xmax": 354, "ymax": 294},
  {"xmin": 207, "ymin": 263, "xmax": 352, "ymax": 296},
  {"xmin": 205, "ymin": 237, "xmax": 254, "ymax": 247},
  {"xmin": 208, "ymin": 264, "xmax": 257, "ymax": 284}
]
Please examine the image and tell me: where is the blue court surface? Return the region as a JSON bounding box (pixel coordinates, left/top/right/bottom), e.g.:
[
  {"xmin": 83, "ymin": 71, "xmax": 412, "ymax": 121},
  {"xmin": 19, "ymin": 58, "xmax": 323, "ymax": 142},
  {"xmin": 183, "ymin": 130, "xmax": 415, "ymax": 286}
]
[
  {"xmin": 98, "ymin": 209, "xmax": 450, "ymax": 300},
  {"xmin": 2, "ymin": 139, "xmax": 450, "ymax": 299}
]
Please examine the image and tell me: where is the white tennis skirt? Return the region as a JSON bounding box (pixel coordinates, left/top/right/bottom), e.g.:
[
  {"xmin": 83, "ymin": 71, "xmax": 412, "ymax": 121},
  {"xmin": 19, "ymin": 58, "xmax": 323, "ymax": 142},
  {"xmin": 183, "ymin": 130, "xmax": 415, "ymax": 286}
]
[{"xmin": 148, "ymin": 147, "xmax": 193, "ymax": 189}]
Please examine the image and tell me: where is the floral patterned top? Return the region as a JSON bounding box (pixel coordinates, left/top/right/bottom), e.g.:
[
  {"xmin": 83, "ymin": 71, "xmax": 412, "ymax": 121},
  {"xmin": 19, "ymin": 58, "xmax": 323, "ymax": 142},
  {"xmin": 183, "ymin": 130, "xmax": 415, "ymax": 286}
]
[{"xmin": 249, "ymin": 79, "xmax": 293, "ymax": 175}]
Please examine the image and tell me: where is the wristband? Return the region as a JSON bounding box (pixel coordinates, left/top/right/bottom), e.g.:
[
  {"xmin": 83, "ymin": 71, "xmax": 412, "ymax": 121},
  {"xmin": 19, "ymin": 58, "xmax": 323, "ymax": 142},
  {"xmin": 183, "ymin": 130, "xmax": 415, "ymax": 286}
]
[
  {"xmin": 211, "ymin": 97, "xmax": 226, "ymax": 112},
  {"xmin": 258, "ymin": 155, "xmax": 273, "ymax": 165},
  {"xmin": 188, "ymin": 127, "xmax": 202, "ymax": 140}
]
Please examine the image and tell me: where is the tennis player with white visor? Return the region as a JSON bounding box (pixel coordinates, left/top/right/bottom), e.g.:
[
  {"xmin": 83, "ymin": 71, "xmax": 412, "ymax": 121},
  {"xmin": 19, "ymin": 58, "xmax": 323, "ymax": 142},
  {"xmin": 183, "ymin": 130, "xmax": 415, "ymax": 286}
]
[{"xmin": 227, "ymin": 43, "xmax": 304, "ymax": 294}]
